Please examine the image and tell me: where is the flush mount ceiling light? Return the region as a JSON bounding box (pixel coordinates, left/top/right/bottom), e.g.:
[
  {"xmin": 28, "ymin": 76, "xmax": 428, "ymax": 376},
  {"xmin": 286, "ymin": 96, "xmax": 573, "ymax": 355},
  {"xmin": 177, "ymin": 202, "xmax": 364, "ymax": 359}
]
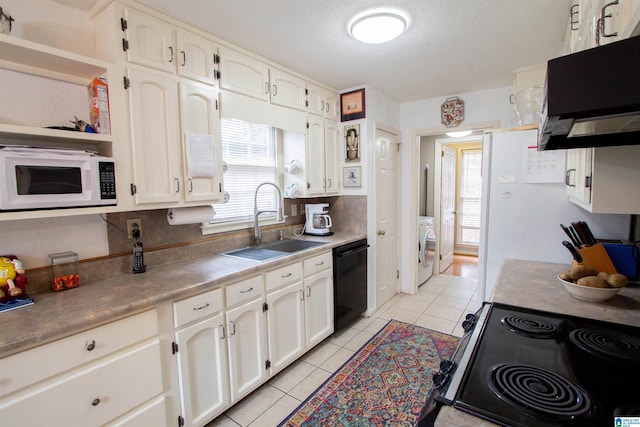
[
  {"xmin": 446, "ymin": 130, "xmax": 473, "ymax": 138},
  {"xmin": 350, "ymin": 12, "xmax": 407, "ymax": 44}
]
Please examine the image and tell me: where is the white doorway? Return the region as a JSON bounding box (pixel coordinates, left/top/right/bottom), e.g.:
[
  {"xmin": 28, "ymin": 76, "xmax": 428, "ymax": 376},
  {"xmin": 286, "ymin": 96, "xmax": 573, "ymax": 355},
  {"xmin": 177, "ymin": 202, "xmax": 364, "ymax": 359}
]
[{"xmin": 375, "ymin": 127, "xmax": 400, "ymax": 308}]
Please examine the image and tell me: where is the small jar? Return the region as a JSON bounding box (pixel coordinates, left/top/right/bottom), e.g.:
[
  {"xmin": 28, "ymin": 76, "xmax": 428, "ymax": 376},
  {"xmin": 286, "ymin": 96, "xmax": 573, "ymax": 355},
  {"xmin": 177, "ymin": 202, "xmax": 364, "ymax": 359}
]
[{"xmin": 48, "ymin": 251, "xmax": 80, "ymax": 292}]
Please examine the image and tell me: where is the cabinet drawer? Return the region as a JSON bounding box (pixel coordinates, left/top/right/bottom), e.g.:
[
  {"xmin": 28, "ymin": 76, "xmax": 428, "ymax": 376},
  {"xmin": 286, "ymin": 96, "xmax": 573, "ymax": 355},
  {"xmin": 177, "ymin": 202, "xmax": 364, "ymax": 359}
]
[
  {"xmin": 0, "ymin": 309, "xmax": 159, "ymax": 397},
  {"xmin": 226, "ymin": 275, "xmax": 263, "ymax": 307},
  {"xmin": 174, "ymin": 287, "xmax": 224, "ymax": 328},
  {"xmin": 265, "ymin": 262, "xmax": 303, "ymax": 292},
  {"xmin": 303, "ymin": 251, "xmax": 332, "ymax": 277},
  {"xmin": 0, "ymin": 340, "xmax": 164, "ymax": 427}
]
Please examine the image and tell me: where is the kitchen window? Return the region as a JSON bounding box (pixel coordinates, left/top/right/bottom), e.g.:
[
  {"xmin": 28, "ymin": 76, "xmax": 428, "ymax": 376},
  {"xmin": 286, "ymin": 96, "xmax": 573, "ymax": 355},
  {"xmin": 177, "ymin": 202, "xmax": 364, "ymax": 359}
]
[
  {"xmin": 202, "ymin": 118, "xmax": 282, "ymax": 234},
  {"xmin": 457, "ymin": 146, "xmax": 482, "ymax": 246}
]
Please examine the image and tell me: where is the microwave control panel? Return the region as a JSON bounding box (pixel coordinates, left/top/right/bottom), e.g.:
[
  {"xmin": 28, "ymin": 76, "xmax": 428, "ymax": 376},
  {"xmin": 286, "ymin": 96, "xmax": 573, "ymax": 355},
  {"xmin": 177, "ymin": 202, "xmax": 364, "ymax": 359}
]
[{"xmin": 98, "ymin": 161, "xmax": 117, "ymax": 200}]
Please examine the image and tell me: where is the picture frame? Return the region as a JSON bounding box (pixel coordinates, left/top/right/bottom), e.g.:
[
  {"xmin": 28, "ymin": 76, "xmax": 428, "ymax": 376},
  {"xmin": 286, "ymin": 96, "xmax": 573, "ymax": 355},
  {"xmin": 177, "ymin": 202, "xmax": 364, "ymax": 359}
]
[
  {"xmin": 344, "ymin": 124, "xmax": 360, "ymax": 162},
  {"xmin": 343, "ymin": 166, "xmax": 362, "ymax": 187},
  {"xmin": 340, "ymin": 88, "xmax": 366, "ymax": 122}
]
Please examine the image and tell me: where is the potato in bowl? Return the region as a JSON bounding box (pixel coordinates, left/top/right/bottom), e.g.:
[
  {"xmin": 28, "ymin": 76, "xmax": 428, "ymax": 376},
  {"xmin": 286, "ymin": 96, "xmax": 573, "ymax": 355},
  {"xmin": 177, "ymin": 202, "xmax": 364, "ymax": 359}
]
[{"xmin": 558, "ymin": 266, "xmax": 628, "ymax": 302}]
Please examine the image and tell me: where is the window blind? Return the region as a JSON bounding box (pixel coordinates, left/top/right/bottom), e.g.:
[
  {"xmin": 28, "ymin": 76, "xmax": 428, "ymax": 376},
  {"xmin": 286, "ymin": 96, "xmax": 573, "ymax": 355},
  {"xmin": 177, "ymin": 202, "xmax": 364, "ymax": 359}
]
[
  {"xmin": 212, "ymin": 118, "xmax": 277, "ymax": 223},
  {"xmin": 459, "ymin": 148, "xmax": 482, "ymax": 244}
]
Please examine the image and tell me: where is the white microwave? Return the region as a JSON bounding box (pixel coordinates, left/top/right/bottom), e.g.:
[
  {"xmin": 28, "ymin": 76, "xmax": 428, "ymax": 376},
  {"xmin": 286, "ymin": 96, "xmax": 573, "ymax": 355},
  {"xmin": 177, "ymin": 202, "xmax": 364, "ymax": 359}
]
[{"xmin": 0, "ymin": 147, "xmax": 117, "ymax": 211}]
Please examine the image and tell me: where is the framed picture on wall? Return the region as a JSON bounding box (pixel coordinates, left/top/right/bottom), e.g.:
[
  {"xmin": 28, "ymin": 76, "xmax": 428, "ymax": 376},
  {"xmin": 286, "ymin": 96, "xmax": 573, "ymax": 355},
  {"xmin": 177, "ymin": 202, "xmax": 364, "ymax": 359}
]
[
  {"xmin": 343, "ymin": 166, "xmax": 362, "ymax": 187},
  {"xmin": 340, "ymin": 88, "xmax": 366, "ymax": 121},
  {"xmin": 344, "ymin": 124, "xmax": 360, "ymax": 162}
]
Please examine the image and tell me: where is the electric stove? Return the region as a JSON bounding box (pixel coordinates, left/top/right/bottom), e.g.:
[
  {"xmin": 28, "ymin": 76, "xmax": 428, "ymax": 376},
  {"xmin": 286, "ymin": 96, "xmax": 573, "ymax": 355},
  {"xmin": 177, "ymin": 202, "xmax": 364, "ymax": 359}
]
[{"xmin": 421, "ymin": 302, "xmax": 640, "ymax": 426}]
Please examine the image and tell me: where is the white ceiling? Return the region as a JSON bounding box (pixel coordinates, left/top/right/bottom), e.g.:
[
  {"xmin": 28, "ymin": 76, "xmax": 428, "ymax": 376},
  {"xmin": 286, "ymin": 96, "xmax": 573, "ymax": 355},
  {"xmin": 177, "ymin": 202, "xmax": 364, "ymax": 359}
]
[{"xmin": 58, "ymin": 0, "xmax": 571, "ymax": 103}]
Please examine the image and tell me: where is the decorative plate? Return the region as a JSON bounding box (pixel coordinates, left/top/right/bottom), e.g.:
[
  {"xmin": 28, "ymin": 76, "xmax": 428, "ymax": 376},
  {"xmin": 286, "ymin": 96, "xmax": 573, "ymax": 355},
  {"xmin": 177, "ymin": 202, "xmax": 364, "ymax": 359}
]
[{"xmin": 441, "ymin": 96, "xmax": 465, "ymax": 128}]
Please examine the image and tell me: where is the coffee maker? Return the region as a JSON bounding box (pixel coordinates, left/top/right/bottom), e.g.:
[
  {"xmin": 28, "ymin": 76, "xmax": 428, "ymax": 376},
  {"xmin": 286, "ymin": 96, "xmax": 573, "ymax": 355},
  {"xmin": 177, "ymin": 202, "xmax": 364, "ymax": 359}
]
[{"xmin": 305, "ymin": 203, "xmax": 333, "ymax": 236}]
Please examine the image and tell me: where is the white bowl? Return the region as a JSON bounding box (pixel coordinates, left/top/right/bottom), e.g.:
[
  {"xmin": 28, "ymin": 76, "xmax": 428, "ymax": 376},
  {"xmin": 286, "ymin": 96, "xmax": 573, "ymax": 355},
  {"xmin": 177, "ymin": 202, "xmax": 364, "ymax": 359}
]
[{"xmin": 558, "ymin": 276, "xmax": 622, "ymax": 302}]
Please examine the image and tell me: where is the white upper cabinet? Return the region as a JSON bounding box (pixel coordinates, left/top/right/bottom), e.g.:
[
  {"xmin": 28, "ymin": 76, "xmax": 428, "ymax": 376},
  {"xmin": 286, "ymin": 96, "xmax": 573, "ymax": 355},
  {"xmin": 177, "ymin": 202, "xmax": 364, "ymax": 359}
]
[
  {"xmin": 306, "ymin": 82, "xmax": 339, "ymax": 120},
  {"xmin": 570, "ymin": 0, "xmax": 640, "ymax": 53},
  {"xmin": 123, "ymin": 8, "xmax": 220, "ymax": 86},
  {"xmin": 269, "ymin": 67, "xmax": 307, "ymax": 111},
  {"xmin": 218, "ymin": 46, "xmax": 270, "ymax": 101},
  {"xmin": 218, "ymin": 46, "xmax": 307, "ymax": 111},
  {"xmin": 123, "ymin": 8, "xmax": 176, "ymax": 73},
  {"xmin": 176, "ymin": 30, "xmax": 220, "ymax": 85}
]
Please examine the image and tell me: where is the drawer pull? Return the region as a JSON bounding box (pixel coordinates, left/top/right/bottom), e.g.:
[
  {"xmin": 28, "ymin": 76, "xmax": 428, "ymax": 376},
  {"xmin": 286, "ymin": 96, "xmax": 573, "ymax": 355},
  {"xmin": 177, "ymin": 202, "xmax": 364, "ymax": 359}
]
[
  {"xmin": 86, "ymin": 340, "xmax": 96, "ymax": 351},
  {"xmin": 316, "ymin": 261, "xmax": 325, "ymax": 266},
  {"xmin": 92, "ymin": 398, "xmax": 101, "ymax": 406},
  {"xmin": 193, "ymin": 303, "xmax": 210, "ymax": 311},
  {"xmin": 281, "ymin": 273, "xmax": 292, "ymax": 278},
  {"xmin": 240, "ymin": 287, "xmax": 254, "ymax": 294}
]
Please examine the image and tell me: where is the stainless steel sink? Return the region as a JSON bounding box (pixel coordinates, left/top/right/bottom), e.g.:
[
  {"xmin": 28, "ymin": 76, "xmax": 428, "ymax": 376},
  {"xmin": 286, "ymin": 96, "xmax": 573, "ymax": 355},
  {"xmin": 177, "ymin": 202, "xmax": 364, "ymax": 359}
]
[
  {"xmin": 222, "ymin": 239, "xmax": 325, "ymax": 262},
  {"xmin": 261, "ymin": 239, "xmax": 324, "ymax": 252}
]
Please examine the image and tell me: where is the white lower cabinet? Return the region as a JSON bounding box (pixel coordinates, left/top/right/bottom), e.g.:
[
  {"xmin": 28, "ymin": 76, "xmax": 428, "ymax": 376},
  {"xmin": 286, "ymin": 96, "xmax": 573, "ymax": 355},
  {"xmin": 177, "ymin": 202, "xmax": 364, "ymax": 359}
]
[
  {"xmin": 226, "ymin": 297, "xmax": 268, "ymax": 403},
  {"xmin": 169, "ymin": 251, "xmax": 334, "ymax": 426},
  {"xmin": 266, "ymin": 280, "xmax": 306, "ymax": 374},
  {"xmin": 0, "ymin": 310, "xmax": 166, "ymax": 427},
  {"xmin": 304, "ymin": 265, "xmax": 334, "ymax": 348},
  {"xmin": 175, "ymin": 314, "xmax": 229, "ymax": 426}
]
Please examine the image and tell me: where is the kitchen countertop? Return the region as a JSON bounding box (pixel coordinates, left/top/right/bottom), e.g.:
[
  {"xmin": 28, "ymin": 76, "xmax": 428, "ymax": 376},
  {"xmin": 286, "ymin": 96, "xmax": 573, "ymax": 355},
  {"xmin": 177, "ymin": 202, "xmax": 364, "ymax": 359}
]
[
  {"xmin": 0, "ymin": 233, "xmax": 365, "ymax": 358},
  {"xmin": 436, "ymin": 258, "xmax": 640, "ymax": 427}
]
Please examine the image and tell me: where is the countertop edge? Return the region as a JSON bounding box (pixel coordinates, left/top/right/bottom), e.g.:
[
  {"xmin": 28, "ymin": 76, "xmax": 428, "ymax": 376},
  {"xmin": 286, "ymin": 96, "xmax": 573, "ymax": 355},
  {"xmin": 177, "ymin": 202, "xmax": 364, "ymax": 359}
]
[{"xmin": 0, "ymin": 234, "xmax": 366, "ymax": 358}]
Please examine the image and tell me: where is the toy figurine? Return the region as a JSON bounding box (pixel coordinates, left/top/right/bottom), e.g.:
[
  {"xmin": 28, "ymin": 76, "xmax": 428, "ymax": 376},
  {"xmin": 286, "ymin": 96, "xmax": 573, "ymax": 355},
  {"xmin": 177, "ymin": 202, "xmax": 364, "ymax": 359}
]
[{"xmin": 0, "ymin": 256, "xmax": 26, "ymax": 299}]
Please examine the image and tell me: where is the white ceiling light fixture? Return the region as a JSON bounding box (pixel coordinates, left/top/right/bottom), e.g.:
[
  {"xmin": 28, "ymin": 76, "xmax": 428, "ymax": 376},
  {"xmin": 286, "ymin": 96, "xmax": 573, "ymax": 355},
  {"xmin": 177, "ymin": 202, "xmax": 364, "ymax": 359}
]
[
  {"xmin": 446, "ymin": 130, "xmax": 473, "ymax": 138},
  {"xmin": 350, "ymin": 11, "xmax": 407, "ymax": 44}
]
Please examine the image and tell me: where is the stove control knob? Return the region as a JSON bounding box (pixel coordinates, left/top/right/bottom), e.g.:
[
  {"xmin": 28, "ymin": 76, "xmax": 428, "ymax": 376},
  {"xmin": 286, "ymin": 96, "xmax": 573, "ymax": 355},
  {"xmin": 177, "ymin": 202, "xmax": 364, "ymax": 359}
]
[
  {"xmin": 440, "ymin": 360, "xmax": 455, "ymax": 374},
  {"xmin": 432, "ymin": 371, "xmax": 448, "ymax": 389},
  {"xmin": 462, "ymin": 315, "xmax": 477, "ymax": 332}
]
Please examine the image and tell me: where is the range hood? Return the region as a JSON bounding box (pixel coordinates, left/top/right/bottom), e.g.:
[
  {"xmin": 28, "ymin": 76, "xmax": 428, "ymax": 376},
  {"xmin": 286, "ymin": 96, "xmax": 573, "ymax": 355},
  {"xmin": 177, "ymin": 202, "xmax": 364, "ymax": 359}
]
[{"xmin": 538, "ymin": 35, "xmax": 640, "ymax": 150}]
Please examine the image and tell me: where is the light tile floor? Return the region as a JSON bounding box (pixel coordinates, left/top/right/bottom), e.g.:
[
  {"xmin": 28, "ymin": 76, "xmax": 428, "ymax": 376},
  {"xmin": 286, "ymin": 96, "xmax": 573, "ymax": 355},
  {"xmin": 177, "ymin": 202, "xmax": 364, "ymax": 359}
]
[{"xmin": 206, "ymin": 274, "xmax": 480, "ymax": 427}]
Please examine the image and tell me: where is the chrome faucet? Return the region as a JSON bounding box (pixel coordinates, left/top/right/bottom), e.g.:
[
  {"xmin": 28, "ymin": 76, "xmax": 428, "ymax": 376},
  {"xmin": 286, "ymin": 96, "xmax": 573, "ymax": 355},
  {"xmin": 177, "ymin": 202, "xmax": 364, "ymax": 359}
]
[{"xmin": 253, "ymin": 182, "xmax": 284, "ymax": 246}]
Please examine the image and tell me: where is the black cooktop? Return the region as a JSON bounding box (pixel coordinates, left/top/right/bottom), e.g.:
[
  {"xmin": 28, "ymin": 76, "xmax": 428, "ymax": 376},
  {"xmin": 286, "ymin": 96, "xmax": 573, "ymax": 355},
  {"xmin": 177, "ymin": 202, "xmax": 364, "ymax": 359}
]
[{"xmin": 454, "ymin": 303, "xmax": 640, "ymax": 427}]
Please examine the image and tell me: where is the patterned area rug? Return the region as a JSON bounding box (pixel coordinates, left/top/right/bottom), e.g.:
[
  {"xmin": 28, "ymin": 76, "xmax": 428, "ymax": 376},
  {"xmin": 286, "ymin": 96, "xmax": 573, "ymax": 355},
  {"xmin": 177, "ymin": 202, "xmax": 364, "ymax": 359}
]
[{"xmin": 278, "ymin": 320, "xmax": 460, "ymax": 427}]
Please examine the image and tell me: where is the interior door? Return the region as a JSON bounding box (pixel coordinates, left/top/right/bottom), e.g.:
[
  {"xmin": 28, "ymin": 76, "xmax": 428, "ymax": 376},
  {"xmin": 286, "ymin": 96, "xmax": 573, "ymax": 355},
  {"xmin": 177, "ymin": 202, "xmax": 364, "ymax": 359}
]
[
  {"xmin": 440, "ymin": 145, "xmax": 456, "ymax": 272},
  {"xmin": 375, "ymin": 129, "xmax": 399, "ymax": 307}
]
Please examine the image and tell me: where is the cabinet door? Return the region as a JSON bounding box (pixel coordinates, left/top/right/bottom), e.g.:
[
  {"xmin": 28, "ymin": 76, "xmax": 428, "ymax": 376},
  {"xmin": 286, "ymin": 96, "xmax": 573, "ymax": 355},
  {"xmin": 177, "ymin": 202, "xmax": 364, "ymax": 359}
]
[
  {"xmin": 266, "ymin": 281, "xmax": 305, "ymax": 375},
  {"xmin": 226, "ymin": 298, "xmax": 268, "ymax": 402},
  {"xmin": 218, "ymin": 46, "xmax": 269, "ymax": 102},
  {"xmin": 269, "ymin": 68, "xmax": 307, "ymax": 111},
  {"xmin": 306, "ymin": 82, "xmax": 325, "ymax": 116},
  {"xmin": 565, "ymin": 147, "xmax": 592, "ymax": 204},
  {"xmin": 324, "ymin": 119, "xmax": 340, "ymax": 195},
  {"xmin": 306, "ymin": 116, "xmax": 326, "ymax": 196},
  {"xmin": 124, "ymin": 8, "xmax": 176, "ymax": 73},
  {"xmin": 179, "ymin": 81, "xmax": 224, "ymax": 202},
  {"xmin": 175, "ymin": 314, "xmax": 229, "ymax": 427},
  {"xmin": 177, "ymin": 30, "xmax": 219, "ymax": 85},
  {"xmin": 324, "ymin": 90, "xmax": 339, "ymax": 120},
  {"xmin": 304, "ymin": 268, "xmax": 334, "ymax": 349},
  {"xmin": 127, "ymin": 67, "xmax": 182, "ymax": 204}
]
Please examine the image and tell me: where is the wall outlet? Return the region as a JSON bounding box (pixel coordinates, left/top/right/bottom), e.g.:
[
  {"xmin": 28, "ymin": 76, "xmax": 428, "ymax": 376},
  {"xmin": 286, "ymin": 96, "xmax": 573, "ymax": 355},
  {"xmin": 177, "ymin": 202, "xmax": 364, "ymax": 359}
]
[
  {"xmin": 126, "ymin": 218, "xmax": 142, "ymax": 239},
  {"xmin": 291, "ymin": 204, "xmax": 298, "ymax": 216}
]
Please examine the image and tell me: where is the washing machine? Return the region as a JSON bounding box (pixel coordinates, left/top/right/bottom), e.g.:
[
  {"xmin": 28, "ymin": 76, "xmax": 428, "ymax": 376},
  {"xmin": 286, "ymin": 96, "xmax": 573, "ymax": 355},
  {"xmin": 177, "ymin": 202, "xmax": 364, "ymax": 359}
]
[{"xmin": 418, "ymin": 216, "xmax": 436, "ymax": 286}]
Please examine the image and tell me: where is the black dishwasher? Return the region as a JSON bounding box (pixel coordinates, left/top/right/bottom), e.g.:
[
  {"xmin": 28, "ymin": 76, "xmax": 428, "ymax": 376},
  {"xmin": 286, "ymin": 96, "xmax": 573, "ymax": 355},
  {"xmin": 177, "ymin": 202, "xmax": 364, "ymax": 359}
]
[{"xmin": 332, "ymin": 238, "xmax": 368, "ymax": 333}]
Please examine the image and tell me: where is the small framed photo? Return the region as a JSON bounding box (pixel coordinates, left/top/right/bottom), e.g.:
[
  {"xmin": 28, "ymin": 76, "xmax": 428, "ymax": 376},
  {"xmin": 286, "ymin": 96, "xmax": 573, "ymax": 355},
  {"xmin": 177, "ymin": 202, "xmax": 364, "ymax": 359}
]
[
  {"xmin": 340, "ymin": 88, "xmax": 366, "ymax": 122},
  {"xmin": 344, "ymin": 124, "xmax": 360, "ymax": 162},
  {"xmin": 343, "ymin": 166, "xmax": 362, "ymax": 187}
]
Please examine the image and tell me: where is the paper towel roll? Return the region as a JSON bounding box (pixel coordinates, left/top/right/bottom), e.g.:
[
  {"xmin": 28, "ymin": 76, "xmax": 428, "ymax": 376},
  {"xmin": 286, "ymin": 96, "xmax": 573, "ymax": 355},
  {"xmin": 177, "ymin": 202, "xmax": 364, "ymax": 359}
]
[{"xmin": 167, "ymin": 205, "xmax": 216, "ymax": 225}]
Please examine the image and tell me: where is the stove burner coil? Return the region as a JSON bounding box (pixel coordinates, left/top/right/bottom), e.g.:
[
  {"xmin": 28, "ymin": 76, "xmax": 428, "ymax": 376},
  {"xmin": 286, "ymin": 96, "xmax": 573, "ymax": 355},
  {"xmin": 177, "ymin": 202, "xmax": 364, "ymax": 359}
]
[
  {"xmin": 488, "ymin": 363, "xmax": 596, "ymax": 422},
  {"xmin": 569, "ymin": 328, "xmax": 640, "ymax": 363},
  {"xmin": 500, "ymin": 315, "xmax": 559, "ymax": 338}
]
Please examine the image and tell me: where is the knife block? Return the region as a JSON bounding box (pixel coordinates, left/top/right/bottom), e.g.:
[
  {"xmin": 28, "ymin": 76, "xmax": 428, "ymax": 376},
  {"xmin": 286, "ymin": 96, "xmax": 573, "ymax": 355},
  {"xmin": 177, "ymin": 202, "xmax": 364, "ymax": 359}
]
[{"xmin": 575, "ymin": 243, "xmax": 618, "ymax": 274}]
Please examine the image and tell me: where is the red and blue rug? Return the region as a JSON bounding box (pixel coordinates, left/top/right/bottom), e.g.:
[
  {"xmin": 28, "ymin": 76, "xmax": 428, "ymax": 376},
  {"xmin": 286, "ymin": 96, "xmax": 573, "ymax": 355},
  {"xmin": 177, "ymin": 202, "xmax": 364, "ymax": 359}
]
[{"xmin": 278, "ymin": 319, "xmax": 460, "ymax": 427}]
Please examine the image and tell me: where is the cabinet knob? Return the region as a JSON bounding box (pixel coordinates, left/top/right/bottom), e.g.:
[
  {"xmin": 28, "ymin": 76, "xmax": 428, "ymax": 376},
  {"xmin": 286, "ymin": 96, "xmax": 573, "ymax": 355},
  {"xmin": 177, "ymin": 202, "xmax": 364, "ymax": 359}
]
[
  {"xmin": 377, "ymin": 230, "xmax": 386, "ymax": 236},
  {"xmin": 91, "ymin": 398, "xmax": 101, "ymax": 406},
  {"xmin": 86, "ymin": 340, "xmax": 96, "ymax": 351}
]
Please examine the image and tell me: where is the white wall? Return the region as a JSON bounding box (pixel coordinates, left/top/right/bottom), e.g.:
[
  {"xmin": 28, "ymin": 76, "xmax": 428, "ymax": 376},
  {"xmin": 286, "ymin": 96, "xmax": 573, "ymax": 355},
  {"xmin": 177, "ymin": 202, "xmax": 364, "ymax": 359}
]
[{"xmin": 397, "ymin": 86, "xmax": 515, "ymax": 293}]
